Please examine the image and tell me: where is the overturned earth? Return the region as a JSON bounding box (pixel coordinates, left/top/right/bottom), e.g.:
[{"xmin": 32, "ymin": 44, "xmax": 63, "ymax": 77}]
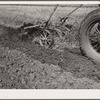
[{"xmin": 0, "ymin": 24, "xmax": 100, "ymax": 89}]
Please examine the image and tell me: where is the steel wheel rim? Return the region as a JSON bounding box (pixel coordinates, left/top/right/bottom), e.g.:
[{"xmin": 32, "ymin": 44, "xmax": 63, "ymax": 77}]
[
  {"xmin": 39, "ymin": 30, "xmax": 52, "ymax": 48},
  {"xmin": 64, "ymin": 17, "xmax": 79, "ymax": 30}
]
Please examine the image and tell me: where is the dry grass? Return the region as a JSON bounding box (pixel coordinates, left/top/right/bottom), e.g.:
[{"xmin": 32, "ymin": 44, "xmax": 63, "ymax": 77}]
[
  {"xmin": 0, "ymin": 4, "xmax": 98, "ymax": 49},
  {"xmin": 0, "ymin": 5, "xmax": 99, "ymax": 27}
]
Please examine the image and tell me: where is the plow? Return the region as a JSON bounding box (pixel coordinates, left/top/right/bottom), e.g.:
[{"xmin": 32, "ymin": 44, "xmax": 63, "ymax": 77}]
[
  {"xmin": 18, "ymin": 4, "xmax": 100, "ymax": 63},
  {"xmin": 19, "ymin": 4, "xmax": 81, "ymax": 48}
]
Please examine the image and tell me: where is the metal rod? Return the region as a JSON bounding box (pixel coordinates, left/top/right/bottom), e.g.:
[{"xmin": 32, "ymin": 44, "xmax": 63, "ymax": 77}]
[
  {"xmin": 44, "ymin": 4, "xmax": 59, "ymax": 29},
  {"xmin": 61, "ymin": 4, "xmax": 83, "ymax": 25}
]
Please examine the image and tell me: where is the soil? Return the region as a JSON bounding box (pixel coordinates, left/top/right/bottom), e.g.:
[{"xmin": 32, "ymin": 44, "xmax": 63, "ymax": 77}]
[
  {"xmin": 0, "ymin": 5, "xmax": 100, "ymax": 89},
  {"xmin": 0, "ymin": 25, "xmax": 100, "ymax": 89}
]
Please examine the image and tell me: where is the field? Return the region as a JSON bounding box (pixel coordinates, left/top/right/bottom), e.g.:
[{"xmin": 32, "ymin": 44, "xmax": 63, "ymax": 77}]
[{"xmin": 0, "ymin": 4, "xmax": 100, "ymax": 89}]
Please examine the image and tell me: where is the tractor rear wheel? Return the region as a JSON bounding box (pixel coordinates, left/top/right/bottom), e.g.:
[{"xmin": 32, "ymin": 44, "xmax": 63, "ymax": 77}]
[{"xmin": 80, "ymin": 8, "xmax": 100, "ymax": 63}]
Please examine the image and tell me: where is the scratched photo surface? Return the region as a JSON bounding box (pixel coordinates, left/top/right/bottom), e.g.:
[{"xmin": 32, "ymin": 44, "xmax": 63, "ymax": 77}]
[{"xmin": 0, "ymin": 4, "xmax": 100, "ymax": 89}]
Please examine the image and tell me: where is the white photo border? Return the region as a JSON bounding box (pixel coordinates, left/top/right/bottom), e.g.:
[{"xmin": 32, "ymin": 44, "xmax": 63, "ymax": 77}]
[{"xmin": 0, "ymin": 1, "xmax": 100, "ymax": 99}]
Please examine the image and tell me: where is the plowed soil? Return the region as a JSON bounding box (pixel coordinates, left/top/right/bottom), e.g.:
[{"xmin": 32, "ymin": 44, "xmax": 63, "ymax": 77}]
[{"xmin": 0, "ymin": 5, "xmax": 100, "ymax": 89}]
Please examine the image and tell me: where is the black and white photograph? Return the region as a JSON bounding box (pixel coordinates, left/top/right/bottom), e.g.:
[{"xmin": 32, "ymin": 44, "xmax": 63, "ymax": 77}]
[{"xmin": 0, "ymin": 1, "xmax": 100, "ymax": 92}]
